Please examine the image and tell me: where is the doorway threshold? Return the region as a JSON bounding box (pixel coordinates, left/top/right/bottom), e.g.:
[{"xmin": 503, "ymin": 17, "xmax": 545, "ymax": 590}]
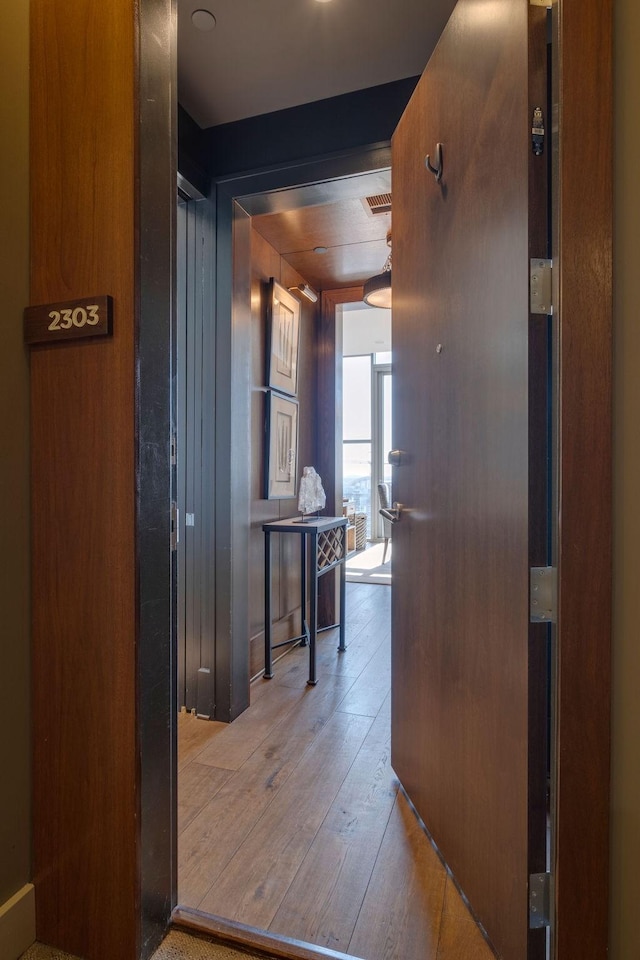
[{"xmin": 172, "ymin": 908, "xmax": 365, "ymax": 960}]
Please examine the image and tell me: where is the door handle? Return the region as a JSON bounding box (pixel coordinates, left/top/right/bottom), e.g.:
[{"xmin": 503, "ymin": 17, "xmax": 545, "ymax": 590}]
[
  {"xmin": 380, "ymin": 502, "xmax": 403, "ymax": 524},
  {"xmin": 388, "ymin": 449, "xmax": 406, "ymax": 467}
]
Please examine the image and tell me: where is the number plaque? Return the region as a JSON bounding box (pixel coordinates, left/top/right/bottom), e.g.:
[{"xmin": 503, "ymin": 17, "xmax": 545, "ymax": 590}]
[{"xmin": 24, "ymin": 295, "xmax": 113, "ymax": 345}]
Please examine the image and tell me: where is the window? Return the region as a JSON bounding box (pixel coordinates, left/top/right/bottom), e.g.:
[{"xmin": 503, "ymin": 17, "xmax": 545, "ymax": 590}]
[{"xmin": 342, "ymin": 354, "xmax": 392, "ymax": 540}]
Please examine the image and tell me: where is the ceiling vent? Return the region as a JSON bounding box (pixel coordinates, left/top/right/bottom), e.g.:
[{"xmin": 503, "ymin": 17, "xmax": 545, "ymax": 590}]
[{"xmin": 362, "ymin": 193, "xmax": 392, "ymax": 217}]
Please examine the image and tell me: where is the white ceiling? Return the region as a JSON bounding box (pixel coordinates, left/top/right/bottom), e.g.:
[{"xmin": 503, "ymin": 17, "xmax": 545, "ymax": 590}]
[
  {"xmin": 342, "ymin": 304, "xmax": 392, "ymax": 356},
  {"xmin": 178, "ymin": 0, "xmax": 456, "ymax": 129}
]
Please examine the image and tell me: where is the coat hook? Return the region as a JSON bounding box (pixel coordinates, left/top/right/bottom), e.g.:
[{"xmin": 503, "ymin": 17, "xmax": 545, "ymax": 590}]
[{"xmin": 425, "ymin": 143, "xmax": 444, "ymax": 182}]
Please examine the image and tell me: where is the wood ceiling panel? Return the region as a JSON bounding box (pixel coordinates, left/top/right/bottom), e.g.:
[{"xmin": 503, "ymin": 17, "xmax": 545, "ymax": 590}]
[
  {"xmin": 252, "ymin": 196, "xmax": 391, "ymax": 290},
  {"xmin": 284, "ymin": 239, "xmax": 389, "ymax": 291},
  {"xmin": 252, "ymin": 198, "xmax": 390, "ymax": 254}
]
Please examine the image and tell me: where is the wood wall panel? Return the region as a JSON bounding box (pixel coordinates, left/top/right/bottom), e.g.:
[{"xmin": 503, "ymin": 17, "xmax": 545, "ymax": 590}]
[
  {"xmin": 0, "ymin": 0, "xmax": 31, "ymax": 916},
  {"xmin": 248, "ymin": 229, "xmax": 318, "ymax": 680},
  {"xmin": 555, "ymin": 0, "xmax": 612, "ymax": 956},
  {"xmin": 253, "ymin": 198, "xmax": 390, "ymax": 254},
  {"xmin": 30, "ymin": 1, "xmax": 138, "ymax": 956},
  {"xmin": 251, "ymin": 198, "xmax": 391, "ymax": 290}
]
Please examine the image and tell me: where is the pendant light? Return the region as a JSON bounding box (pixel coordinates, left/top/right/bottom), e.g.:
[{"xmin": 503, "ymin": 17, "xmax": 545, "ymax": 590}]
[{"xmin": 363, "ymin": 231, "xmax": 392, "ymax": 309}]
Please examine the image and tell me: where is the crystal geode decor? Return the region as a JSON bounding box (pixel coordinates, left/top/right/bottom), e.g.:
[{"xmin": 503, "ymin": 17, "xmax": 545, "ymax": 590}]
[{"xmin": 298, "ymin": 466, "xmax": 326, "ymax": 518}]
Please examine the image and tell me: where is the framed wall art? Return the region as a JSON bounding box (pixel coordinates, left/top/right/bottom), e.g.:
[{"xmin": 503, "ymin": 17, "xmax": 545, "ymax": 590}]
[
  {"xmin": 267, "ymin": 278, "xmax": 300, "ymax": 397},
  {"xmin": 264, "ymin": 390, "xmax": 299, "ymax": 500}
]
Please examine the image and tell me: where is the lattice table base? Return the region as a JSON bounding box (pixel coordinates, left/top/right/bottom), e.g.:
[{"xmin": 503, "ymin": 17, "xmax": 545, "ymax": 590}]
[{"xmin": 263, "ymin": 516, "xmax": 348, "ymax": 685}]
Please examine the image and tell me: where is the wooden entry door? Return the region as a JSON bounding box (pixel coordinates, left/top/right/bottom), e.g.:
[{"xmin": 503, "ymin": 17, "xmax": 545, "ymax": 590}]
[{"xmin": 391, "ymin": 2, "xmax": 547, "ymax": 958}]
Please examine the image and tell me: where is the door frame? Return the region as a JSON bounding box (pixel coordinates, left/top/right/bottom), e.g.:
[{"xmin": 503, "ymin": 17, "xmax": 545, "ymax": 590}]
[
  {"xmin": 209, "ymin": 149, "xmax": 391, "ymax": 721},
  {"xmin": 550, "ymin": 0, "xmax": 612, "ymax": 953},
  {"xmin": 337, "ymin": 348, "xmax": 392, "ymax": 545},
  {"xmin": 372, "ymin": 361, "xmax": 392, "ymax": 540},
  {"xmin": 27, "ymin": 0, "xmax": 611, "ymax": 954},
  {"xmin": 177, "ymin": 4, "xmax": 612, "ymax": 955}
]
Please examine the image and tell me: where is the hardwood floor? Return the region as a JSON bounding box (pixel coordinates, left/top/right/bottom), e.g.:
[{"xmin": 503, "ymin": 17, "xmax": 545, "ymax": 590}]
[{"xmin": 178, "ymin": 582, "xmax": 495, "ymax": 960}]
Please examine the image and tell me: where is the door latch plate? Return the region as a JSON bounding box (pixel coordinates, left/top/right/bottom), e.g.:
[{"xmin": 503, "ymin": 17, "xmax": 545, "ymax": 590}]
[{"xmin": 530, "ymin": 259, "xmax": 553, "ymax": 314}]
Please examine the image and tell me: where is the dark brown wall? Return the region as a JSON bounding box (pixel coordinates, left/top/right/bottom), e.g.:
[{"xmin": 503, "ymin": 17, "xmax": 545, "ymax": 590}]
[{"xmin": 248, "ymin": 230, "xmax": 318, "ymax": 679}]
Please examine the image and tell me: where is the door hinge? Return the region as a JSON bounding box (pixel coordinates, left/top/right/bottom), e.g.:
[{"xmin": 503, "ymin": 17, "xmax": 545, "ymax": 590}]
[
  {"xmin": 530, "ymin": 259, "xmax": 553, "ymax": 315},
  {"xmin": 530, "ymin": 566, "xmax": 556, "ymax": 623},
  {"xmin": 171, "ymin": 501, "xmax": 179, "ymax": 551},
  {"xmin": 529, "ymin": 872, "xmax": 551, "ymax": 928},
  {"xmin": 170, "ymin": 434, "xmax": 177, "ymax": 466}
]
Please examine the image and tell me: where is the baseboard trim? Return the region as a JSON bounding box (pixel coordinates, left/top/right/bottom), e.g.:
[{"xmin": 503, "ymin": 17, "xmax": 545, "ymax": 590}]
[
  {"xmin": 171, "ymin": 906, "xmax": 364, "ymax": 960},
  {"xmin": 0, "ymin": 884, "xmax": 36, "ymax": 960}
]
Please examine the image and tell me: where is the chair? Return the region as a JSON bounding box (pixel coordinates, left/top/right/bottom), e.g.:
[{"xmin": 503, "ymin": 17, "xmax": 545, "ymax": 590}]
[{"xmin": 377, "ymin": 482, "xmax": 393, "ymax": 564}]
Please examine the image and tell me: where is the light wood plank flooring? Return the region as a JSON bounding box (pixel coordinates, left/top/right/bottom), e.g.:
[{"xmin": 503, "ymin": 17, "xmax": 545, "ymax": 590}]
[{"xmin": 178, "ymin": 582, "xmax": 495, "ymax": 960}]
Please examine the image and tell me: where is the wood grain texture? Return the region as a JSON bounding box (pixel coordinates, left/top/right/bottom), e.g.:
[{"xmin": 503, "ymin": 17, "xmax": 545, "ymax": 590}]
[
  {"xmin": 0, "ymin": 0, "xmax": 31, "ymax": 914},
  {"xmin": 198, "ymin": 711, "xmax": 373, "ymax": 927},
  {"xmin": 442, "ymin": 875, "xmax": 479, "ymax": 924},
  {"xmin": 178, "ymin": 761, "xmax": 233, "ymax": 832},
  {"xmin": 435, "ymin": 912, "xmax": 496, "ymax": 960},
  {"xmin": 282, "ymin": 243, "xmax": 388, "ymax": 293},
  {"xmin": 348, "ymin": 791, "xmax": 447, "ymax": 960},
  {"xmin": 179, "ymin": 674, "xmax": 355, "ymax": 907},
  {"xmin": 172, "ymin": 908, "xmax": 359, "ymax": 960},
  {"xmin": 252, "ymin": 197, "xmax": 391, "ymax": 291},
  {"xmin": 335, "ymin": 631, "xmax": 390, "ymax": 718},
  {"xmin": 269, "ymin": 707, "xmax": 396, "ymax": 953},
  {"xmin": 391, "ymin": 2, "xmax": 531, "ymax": 958},
  {"xmin": 178, "ymin": 713, "xmax": 228, "ymax": 770},
  {"xmin": 194, "ymin": 682, "xmax": 309, "ymax": 771},
  {"xmin": 178, "ymin": 585, "xmax": 494, "ymax": 960},
  {"xmin": 554, "ymin": 0, "xmax": 612, "ymax": 957},
  {"xmin": 253, "ymin": 198, "xmax": 390, "ymax": 254},
  {"xmin": 30, "ymin": 0, "xmax": 138, "ymax": 956},
  {"xmin": 270, "ymin": 591, "xmax": 388, "ymax": 687}
]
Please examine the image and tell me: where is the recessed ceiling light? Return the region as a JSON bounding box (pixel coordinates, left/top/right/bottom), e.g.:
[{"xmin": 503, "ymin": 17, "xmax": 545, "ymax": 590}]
[
  {"xmin": 314, "ymin": 0, "xmax": 334, "ymax": 3},
  {"xmin": 191, "ymin": 9, "xmax": 217, "ymax": 31},
  {"xmin": 313, "ymin": 246, "xmax": 328, "ymax": 254}
]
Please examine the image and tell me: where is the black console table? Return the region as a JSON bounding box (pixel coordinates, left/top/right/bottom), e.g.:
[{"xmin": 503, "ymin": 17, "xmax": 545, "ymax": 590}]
[{"xmin": 263, "ymin": 516, "xmax": 348, "ymax": 685}]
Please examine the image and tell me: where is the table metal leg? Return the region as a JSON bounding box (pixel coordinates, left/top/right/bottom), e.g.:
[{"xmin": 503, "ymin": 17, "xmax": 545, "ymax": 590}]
[
  {"xmin": 264, "ymin": 531, "xmax": 273, "ymax": 678},
  {"xmin": 300, "ymin": 531, "xmax": 308, "ymax": 646},
  {"xmin": 338, "ymin": 550, "xmax": 347, "ymax": 652},
  {"xmin": 308, "ymin": 531, "xmax": 318, "ymax": 685}
]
